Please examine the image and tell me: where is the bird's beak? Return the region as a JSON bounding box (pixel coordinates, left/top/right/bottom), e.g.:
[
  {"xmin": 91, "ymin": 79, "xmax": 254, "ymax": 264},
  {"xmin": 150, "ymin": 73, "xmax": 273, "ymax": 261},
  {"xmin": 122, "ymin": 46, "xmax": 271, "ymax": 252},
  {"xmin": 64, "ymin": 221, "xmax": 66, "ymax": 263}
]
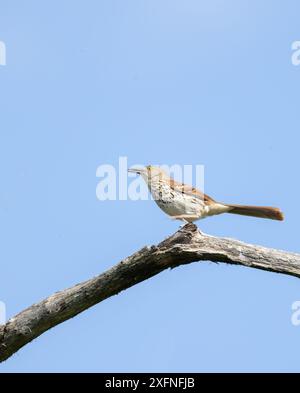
[{"xmin": 128, "ymin": 167, "xmax": 145, "ymax": 175}]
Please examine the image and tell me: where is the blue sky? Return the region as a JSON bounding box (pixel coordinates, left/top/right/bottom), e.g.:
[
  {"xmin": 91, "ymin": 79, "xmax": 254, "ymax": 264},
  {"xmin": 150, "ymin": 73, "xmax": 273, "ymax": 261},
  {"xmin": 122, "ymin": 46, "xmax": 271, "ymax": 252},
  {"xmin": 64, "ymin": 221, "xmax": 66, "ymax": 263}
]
[{"xmin": 0, "ymin": 0, "xmax": 300, "ymax": 372}]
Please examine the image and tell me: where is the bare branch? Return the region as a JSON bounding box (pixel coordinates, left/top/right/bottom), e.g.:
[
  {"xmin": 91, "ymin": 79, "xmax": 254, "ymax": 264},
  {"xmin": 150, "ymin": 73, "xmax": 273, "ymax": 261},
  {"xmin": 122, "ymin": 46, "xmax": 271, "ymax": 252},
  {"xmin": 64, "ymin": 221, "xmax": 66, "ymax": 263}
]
[{"xmin": 1, "ymin": 223, "xmax": 299, "ymax": 362}]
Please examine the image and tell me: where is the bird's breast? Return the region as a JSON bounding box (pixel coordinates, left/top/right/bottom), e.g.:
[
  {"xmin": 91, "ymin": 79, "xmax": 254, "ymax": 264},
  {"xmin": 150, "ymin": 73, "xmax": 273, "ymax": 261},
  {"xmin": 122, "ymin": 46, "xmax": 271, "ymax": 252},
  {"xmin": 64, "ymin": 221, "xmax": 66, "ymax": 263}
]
[{"xmin": 149, "ymin": 183, "xmax": 206, "ymax": 217}]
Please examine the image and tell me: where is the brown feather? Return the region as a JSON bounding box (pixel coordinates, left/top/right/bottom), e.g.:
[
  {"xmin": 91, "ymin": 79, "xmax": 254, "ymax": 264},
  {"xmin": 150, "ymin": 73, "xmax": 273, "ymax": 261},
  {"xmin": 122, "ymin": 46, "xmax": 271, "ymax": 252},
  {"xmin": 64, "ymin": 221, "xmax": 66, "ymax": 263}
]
[
  {"xmin": 168, "ymin": 178, "xmax": 215, "ymax": 205},
  {"xmin": 225, "ymin": 204, "xmax": 284, "ymax": 221}
]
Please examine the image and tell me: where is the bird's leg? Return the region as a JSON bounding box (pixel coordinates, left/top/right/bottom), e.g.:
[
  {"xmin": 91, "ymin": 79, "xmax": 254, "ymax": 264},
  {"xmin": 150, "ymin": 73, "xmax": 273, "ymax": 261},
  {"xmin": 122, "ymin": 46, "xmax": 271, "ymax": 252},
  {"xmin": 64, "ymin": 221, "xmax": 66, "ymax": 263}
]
[
  {"xmin": 170, "ymin": 215, "xmax": 188, "ymax": 228},
  {"xmin": 170, "ymin": 215, "xmax": 199, "ymax": 227},
  {"xmin": 180, "ymin": 219, "xmax": 189, "ymax": 228}
]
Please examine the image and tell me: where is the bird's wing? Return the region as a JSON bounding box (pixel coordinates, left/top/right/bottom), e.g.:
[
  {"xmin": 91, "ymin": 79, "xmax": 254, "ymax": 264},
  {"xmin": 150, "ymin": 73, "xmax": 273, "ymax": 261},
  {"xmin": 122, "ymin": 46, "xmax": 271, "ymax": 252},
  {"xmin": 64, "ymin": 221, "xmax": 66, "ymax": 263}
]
[{"xmin": 169, "ymin": 178, "xmax": 215, "ymax": 204}]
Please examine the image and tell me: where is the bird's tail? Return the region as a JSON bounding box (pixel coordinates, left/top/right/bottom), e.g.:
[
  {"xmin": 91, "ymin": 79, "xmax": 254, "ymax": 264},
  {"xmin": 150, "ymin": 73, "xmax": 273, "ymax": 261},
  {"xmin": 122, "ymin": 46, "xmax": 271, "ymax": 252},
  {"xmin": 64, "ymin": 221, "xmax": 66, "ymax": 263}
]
[{"xmin": 224, "ymin": 204, "xmax": 284, "ymax": 221}]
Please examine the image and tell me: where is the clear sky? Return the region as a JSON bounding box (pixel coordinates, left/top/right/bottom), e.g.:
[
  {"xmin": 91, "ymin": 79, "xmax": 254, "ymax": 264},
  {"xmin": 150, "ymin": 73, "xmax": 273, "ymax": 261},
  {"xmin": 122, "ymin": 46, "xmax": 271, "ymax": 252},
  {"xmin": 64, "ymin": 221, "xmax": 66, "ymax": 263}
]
[{"xmin": 0, "ymin": 0, "xmax": 300, "ymax": 372}]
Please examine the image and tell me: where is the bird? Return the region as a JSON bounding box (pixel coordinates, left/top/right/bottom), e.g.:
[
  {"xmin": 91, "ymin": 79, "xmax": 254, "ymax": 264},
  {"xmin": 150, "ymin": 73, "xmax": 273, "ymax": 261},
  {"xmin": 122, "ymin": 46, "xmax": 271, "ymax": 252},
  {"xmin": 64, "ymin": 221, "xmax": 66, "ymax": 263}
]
[{"xmin": 128, "ymin": 165, "xmax": 284, "ymax": 223}]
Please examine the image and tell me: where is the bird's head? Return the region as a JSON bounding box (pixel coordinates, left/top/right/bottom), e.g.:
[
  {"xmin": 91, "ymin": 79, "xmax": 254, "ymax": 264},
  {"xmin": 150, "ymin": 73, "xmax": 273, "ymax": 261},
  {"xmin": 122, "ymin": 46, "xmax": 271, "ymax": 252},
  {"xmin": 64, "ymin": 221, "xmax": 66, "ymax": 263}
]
[{"xmin": 128, "ymin": 165, "xmax": 167, "ymax": 183}]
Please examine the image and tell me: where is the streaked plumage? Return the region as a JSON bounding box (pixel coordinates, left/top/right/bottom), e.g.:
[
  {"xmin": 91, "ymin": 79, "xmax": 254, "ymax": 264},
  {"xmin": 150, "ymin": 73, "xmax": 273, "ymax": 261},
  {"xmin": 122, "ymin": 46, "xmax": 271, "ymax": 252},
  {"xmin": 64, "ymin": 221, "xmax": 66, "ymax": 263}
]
[{"xmin": 128, "ymin": 166, "xmax": 284, "ymax": 223}]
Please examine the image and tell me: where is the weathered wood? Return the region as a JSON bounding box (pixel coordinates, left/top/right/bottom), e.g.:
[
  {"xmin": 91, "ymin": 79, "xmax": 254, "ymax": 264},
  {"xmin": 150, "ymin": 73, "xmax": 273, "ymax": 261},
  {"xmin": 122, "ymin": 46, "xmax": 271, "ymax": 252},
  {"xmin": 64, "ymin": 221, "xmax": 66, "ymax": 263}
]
[{"xmin": 1, "ymin": 223, "xmax": 299, "ymax": 362}]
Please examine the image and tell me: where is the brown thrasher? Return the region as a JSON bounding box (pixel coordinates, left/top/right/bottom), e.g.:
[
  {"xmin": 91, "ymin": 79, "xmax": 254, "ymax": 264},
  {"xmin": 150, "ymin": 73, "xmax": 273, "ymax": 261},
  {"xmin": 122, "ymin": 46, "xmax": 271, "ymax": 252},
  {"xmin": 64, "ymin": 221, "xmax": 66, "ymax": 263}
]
[{"xmin": 128, "ymin": 166, "xmax": 284, "ymax": 223}]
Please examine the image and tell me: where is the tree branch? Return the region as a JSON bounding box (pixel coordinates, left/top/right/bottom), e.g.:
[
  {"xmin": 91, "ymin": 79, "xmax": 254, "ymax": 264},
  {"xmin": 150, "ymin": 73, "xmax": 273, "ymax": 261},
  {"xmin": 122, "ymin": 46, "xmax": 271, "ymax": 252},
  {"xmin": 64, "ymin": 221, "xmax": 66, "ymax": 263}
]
[{"xmin": 1, "ymin": 223, "xmax": 299, "ymax": 362}]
